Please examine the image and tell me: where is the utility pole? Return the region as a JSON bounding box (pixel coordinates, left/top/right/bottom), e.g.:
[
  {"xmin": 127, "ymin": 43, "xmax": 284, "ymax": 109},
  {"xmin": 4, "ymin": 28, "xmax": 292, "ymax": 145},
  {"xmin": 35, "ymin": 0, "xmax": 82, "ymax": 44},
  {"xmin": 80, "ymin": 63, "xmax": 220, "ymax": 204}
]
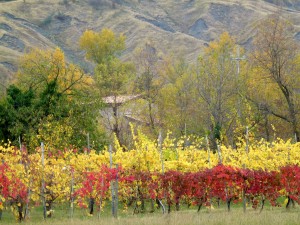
[
  {"xmin": 233, "ymin": 49, "xmax": 249, "ymax": 211},
  {"xmin": 231, "ymin": 46, "xmax": 246, "ymax": 76},
  {"xmin": 231, "ymin": 45, "xmax": 246, "ymax": 119}
]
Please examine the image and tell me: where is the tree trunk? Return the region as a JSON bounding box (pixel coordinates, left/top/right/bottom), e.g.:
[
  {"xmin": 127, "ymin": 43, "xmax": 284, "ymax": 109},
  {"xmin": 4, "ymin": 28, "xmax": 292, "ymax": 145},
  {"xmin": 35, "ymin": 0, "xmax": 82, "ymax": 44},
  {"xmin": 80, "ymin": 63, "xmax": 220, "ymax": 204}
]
[
  {"xmin": 150, "ymin": 199, "xmax": 155, "ymax": 213},
  {"xmin": 156, "ymin": 198, "xmax": 160, "ymax": 209},
  {"xmin": 89, "ymin": 198, "xmax": 95, "ymax": 215},
  {"xmin": 197, "ymin": 201, "xmax": 203, "ymax": 212},
  {"xmin": 242, "ymin": 190, "xmax": 246, "ymax": 213},
  {"xmin": 17, "ymin": 202, "xmax": 24, "ymax": 222},
  {"xmin": 217, "ymin": 198, "xmax": 220, "ymax": 208},
  {"xmin": 260, "ymin": 198, "xmax": 265, "ymax": 213},
  {"xmin": 133, "ymin": 202, "xmax": 139, "ymax": 214},
  {"xmin": 280, "ymin": 84, "xmax": 299, "ymax": 142},
  {"xmin": 148, "ymin": 101, "xmax": 155, "ymax": 132},
  {"xmin": 289, "ymin": 101, "xmax": 299, "ymax": 142},
  {"xmin": 286, "ymin": 196, "xmax": 295, "ymax": 210},
  {"xmin": 264, "ymin": 114, "xmax": 270, "ymax": 142},
  {"xmin": 226, "ymin": 198, "xmax": 231, "ymax": 212},
  {"xmin": 46, "ymin": 200, "xmax": 53, "ymax": 218},
  {"xmin": 112, "ymin": 105, "xmax": 120, "ymax": 143},
  {"xmin": 157, "ymin": 199, "xmax": 166, "ymax": 214},
  {"xmin": 175, "ymin": 201, "xmax": 180, "ymax": 211},
  {"xmin": 141, "ymin": 199, "xmax": 145, "ymax": 213}
]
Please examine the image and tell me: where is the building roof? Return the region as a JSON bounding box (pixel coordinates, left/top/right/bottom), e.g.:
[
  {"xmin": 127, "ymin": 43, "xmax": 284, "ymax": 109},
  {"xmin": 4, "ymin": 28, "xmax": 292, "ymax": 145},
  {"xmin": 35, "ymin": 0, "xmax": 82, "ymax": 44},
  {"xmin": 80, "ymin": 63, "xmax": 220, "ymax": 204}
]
[{"xmin": 102, "ymin": 95, "xmax": 142, "ymax": 105}]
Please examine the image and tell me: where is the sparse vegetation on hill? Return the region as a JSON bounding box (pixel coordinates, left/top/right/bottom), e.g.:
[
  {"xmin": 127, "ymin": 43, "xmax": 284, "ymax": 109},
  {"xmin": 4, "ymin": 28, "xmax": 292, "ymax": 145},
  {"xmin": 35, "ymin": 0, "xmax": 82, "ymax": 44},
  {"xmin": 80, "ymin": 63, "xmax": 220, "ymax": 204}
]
[{"xmin": 1, "ymin": 0, "xmax": 300, "ymax": 89}]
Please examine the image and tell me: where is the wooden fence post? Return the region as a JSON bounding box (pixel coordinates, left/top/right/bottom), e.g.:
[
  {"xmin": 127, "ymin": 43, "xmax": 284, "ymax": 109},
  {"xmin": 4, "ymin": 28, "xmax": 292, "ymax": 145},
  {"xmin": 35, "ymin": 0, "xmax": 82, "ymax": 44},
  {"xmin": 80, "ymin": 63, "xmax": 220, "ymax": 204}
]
[
  {"xmin": 114, "ymin": 164, "xmax": 118, "ymax": 218},
  {"xmin": 158, "ymin": 130, "xmax": 166, "ymax": 214},
  {"xmin": 70, "ymin": 168, "xmax": 74, "ymax": 218},
  {"xmin": 41, "ymin": 142, "xmax": 47, "ymax": 219},
  {"xmin": 109, "ymin": 145, "xmax": 116, "ymax": 218}
]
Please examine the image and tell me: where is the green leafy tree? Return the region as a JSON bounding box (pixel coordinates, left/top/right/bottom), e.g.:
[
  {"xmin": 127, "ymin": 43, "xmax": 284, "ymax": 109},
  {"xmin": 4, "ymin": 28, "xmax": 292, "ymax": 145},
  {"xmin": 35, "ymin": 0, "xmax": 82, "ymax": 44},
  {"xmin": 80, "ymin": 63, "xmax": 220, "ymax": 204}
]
[
  {"xmin": 0, "ymin": 48, "xmax": 106, "ymax": 152},
  {"xmin": 0, "ymin": 85, "xmax": 35, "ymax": 143}
]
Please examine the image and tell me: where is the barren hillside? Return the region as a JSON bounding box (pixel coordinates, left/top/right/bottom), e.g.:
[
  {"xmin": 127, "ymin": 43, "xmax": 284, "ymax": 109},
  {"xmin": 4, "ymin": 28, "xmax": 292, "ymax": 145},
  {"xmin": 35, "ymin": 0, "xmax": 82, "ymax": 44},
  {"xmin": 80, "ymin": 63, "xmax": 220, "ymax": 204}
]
[{"xmin": 1, "ymin": 0, "xmax": 300, "ymax": 89}]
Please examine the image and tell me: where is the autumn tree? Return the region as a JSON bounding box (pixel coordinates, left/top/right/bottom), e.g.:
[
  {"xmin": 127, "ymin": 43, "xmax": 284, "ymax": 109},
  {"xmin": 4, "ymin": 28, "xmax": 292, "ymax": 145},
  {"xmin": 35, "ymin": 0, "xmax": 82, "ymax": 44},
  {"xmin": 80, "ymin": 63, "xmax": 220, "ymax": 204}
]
[
  {"xmin": 250, "ymin": 14, "xmax": 300, "ymax": 141},
  {"xmin": 80, "ymin": 29, "xmax": 125, "ymax": 64},
  {"xmin": 80, "ymin": 28, "xmax": 135, "ymax": 146},
  {"xmin": 196, "ymin": 32, "xmax": 242, "ymax": 147},
  {"xmin": 133, "ymin": 43, "xmax": 164, "ymax": 136},
  {"xmin": 0, "ymin": 48, "xmax": 105, "ymax": 151},
  {"xmin": 158, "ymin": 56, "xmax": 199, "ymax": 137}
]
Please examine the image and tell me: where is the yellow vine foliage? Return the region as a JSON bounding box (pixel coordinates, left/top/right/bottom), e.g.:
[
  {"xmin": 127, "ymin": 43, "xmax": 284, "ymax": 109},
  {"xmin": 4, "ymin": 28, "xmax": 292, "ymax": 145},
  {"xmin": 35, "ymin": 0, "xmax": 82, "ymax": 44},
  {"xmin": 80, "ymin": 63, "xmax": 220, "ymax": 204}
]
[{"xmin": 1, "ymin": 129, "xmax": 300, "ymax": 212}]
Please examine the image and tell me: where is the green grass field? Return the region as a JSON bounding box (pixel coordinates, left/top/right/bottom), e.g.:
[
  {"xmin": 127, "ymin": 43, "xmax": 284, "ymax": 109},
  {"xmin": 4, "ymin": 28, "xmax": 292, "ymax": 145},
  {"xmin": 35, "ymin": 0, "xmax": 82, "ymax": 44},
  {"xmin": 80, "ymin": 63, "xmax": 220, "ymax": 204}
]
[
  {"xmin": 2, "ymin": 209, "xmax": 300, "ymax": 225},
  {"xmin": 1, "ymin": 201, "xmax": 299, "ymax": 225}
]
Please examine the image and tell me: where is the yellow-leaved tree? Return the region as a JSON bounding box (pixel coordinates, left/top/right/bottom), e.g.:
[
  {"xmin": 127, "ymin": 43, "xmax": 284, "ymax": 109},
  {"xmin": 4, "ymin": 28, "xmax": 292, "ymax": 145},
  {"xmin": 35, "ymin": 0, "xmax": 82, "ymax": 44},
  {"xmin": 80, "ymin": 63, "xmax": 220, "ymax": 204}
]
[
  {"xmin": 249, "ymin": 14, "xmax": 300, "ymax": 141},
  {"xmin": 80, "ymin": 29, "xmax": 135, "ymax": 147},
  {"xmin": 13, "ymin": 47, "xmax": 105, "ymax": 152},
  {"xmin": 195, "ymin": 32, "xmax": 247, "ymax": 148}
]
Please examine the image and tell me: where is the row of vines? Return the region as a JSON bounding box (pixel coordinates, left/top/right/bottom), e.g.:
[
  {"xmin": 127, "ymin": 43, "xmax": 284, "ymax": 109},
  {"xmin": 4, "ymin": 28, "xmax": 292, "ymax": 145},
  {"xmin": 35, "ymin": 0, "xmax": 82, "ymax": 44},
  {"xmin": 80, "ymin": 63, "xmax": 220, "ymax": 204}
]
[{"xmin": 0, "ymin": 131, "xmax": 300, "ymax": 221}]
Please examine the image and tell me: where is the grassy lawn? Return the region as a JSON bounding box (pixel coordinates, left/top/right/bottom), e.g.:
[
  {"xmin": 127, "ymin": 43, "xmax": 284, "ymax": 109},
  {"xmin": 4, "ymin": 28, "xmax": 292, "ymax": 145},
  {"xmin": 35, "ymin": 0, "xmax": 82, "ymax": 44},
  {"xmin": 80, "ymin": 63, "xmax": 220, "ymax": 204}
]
[{"xmin": 1, "ymin": 200, "xmax": 299, "ymax": 225}]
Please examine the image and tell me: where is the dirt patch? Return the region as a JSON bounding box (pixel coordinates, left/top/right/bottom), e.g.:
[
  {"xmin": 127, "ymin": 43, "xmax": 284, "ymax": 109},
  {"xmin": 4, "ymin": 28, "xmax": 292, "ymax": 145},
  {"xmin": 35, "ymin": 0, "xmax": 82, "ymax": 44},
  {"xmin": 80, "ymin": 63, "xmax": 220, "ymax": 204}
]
[
  {"xmin": 135, "ymin": 15, "xmax": 175, "ymax": 33},
  {"xmin": 2, "ymin": 12, "xmax": 28, "ymax": 23},
  {"xmin": 87, "ymin": 0, "xmax": 114, "ymax": 10},
  {"xmin": 188, "ymin": 18, "xmax": 210, "ymax": 41},
  {"xmin": 55, "ymin": 13, "xmax": 72, "ymax": 24},
  {"xmin": 185, "ymin": 0, "xmax": 196, "ymax": 8},
  {"xmin": 240, "ymin": 37, "xmax": 253, "ymax": 51},
  {"xmin": 263, "ymin": 0, "xmax": 300, "ymax": 10},
  {"xmin": 73, "ymin": 17, "xmax": 87, "ymax": 26},
  {"xmin": 295, "ymin": 32, "xmax": 300, "ymax": 41},
  {"xmin": 39, "ymin": 12, "xmax": 72, "ymax": 35},
  {"xmin": 0, "ymin": 61, "xmax": 17, "ymax": 72},
  {"xmin": 0, "ymin": 23, "xmax": 12, "ymax": 32},
  {"xmin": 3, "ymin": 12, "xmax": 39, "ymax": 31},
  {"xmin": 209, "ymin": 3, "xmax": 253, "ymax": 32},
  {"xmin": 0, "ymin": 34, "xmax": 25, "ymax": 52}
]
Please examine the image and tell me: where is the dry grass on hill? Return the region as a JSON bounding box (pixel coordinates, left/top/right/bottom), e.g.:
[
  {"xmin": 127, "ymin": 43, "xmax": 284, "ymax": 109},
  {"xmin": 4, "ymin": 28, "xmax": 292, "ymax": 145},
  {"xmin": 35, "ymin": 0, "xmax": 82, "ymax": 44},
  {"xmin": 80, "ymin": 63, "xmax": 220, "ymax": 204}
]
[{"xmin": 1, "ymin": 0, "xmax": 300, "ymax": 89}]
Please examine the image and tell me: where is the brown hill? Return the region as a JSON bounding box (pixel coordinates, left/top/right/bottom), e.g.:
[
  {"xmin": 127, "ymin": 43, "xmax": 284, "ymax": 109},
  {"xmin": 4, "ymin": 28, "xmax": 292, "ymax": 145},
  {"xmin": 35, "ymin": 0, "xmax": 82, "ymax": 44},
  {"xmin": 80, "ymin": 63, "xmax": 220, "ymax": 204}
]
[{"xmin": 1, "ymin": 0, "xmax": 300, "ymax": 91}]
